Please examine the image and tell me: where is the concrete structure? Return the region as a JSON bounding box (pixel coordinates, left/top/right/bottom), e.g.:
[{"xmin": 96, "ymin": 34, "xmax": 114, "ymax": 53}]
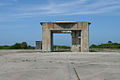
[
  {"xmin": 36, "ymin": 41, "xmax": 42, "ymax": 50},
  {"xmin": 40, "ymin": 21, "xmax": 91, "ymax": 52}
]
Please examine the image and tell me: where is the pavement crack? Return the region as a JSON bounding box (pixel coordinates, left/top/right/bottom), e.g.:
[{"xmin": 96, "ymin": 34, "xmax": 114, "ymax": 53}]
[{"xmin": 73, "ymin": 67, "xmax": 80, "ymax": 80}]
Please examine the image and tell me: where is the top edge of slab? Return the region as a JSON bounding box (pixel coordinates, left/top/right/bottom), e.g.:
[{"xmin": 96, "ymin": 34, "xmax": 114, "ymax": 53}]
[{"xmin": 40, "ymin": 21, "xmax": 91, "ymax": 24}]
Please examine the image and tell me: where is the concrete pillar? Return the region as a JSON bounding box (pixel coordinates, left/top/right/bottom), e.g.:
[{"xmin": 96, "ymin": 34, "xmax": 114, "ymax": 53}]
[
  {"xmin": 81, "ymin": 23, "xmax": 89, "ymax": 52},
  {"xmin": 71, "ymin": 30, "xmax": 81, "ymax": 52},
  {"xmin": 42, "ymin": 23, "xmax": 51, "ymax": 52}
]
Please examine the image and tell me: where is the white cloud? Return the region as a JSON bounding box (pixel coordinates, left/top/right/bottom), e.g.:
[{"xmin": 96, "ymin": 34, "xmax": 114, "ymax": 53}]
[{"xmin": 1, "ymin": 0, "xmax": 120, "ymax": 18}]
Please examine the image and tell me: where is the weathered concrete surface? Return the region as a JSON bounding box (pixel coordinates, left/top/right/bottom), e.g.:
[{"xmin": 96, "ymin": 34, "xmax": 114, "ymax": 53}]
[
  {"xmin": 0, "ymin": 50, "xmax": 120, "ymax": 80},
  {"xmin": 41, "ymin": 22, "xmax": 90, "ymax": 52}
]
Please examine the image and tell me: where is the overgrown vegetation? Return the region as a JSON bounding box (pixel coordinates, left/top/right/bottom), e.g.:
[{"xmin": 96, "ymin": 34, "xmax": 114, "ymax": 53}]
[
  {"xmin": 90, "ymin": 41, "xmax": 120, "ymax": 49},
  {"xmin": 53, "ymin": 45, "xmax": 70, "ymax": 49},
  {"xmin": 0, "ymin": 41, "xmax": 120, "ymax": 50},
  {"xmin": 0, "ymin": 42, "xmax": 35, "ymax": 49}
]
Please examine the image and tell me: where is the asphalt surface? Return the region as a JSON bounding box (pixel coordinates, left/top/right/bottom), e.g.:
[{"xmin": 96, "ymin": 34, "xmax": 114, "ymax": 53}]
[{"xmin": 0, "ymin": 50, "xmax": 120, "ymax": 80}]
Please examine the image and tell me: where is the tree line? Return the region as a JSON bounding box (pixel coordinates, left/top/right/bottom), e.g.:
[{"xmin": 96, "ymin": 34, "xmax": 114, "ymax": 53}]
[
  {"xmin": 0, "ymin": 41, "xmax": 120, "ymax": 49},
  {"xmin": 0, "ymin": 42, "xmax": 35, "ymax": 49},
  {"xmin": 90, "ymin": 41, "xmax": 120, "ymax": 49}
]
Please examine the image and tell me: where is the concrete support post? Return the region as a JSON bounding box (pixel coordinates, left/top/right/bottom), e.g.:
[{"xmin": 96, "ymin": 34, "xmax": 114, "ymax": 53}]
[
  {"xmin": 81, "ymin": 23, "xmax": 89, "ymax": 52},
  {"xmin": 42, "ymin": 23, "xmax": 51, "ymax": 52},
  {"xmin": 71, "ymin": 30, "xmax": 81, "ymax": 52}
]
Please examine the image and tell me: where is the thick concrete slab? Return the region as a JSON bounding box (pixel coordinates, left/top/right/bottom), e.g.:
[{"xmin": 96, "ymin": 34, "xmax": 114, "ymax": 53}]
[{"xmin": 0, "ymin": 50, "xmax": 120, "ymax": 80}]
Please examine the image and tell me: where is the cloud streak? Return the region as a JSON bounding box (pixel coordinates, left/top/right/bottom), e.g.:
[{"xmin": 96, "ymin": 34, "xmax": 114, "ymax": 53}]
[{"xmin": 1, "ymin": 0, "xmax": 120, "ymax": 19}]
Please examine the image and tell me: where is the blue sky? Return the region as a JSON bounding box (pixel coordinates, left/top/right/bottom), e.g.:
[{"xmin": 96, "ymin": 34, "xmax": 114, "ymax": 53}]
[{"xmin": 0, "ymin": 0, "xmax": 120, "ymax": 46}]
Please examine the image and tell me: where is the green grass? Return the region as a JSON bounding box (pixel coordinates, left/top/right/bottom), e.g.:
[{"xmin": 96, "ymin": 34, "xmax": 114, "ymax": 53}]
[
  {"xmin": 53, "ymin": 45, "xmax": 70, "ymax": 49},
  {"xmin": 90, "ymin": 41, "xmax": 120, "ymax": 49}
]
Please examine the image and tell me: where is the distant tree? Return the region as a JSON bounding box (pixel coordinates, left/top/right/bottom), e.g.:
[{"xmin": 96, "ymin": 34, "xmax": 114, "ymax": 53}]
[
  {"xmin": 108, "ymin": 41, "xmax": 112, "ymax": 44},
  {"xmin": 90, "ymin": 44, "xmax": 98, "ymax": 48},
  {"xmin": 11, "ymin": 43, "xmax": 21, "ymax": 49},
  {"xmin": 21, "ymin": 42, "xmax": 27, "ymax": 49},
  {"xmin": 113, "ymin": 43, "xmax": 119, "ymax": 45},
  {"xmin": 27, "ymin": 45, "xmax": 35, "ymax": 49}
]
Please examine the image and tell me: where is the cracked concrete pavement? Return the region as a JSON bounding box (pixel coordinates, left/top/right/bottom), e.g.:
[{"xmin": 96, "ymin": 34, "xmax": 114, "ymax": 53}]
[{"xmin": 0, "ymin": 50, "xmax": 120, "ymax": 80}]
